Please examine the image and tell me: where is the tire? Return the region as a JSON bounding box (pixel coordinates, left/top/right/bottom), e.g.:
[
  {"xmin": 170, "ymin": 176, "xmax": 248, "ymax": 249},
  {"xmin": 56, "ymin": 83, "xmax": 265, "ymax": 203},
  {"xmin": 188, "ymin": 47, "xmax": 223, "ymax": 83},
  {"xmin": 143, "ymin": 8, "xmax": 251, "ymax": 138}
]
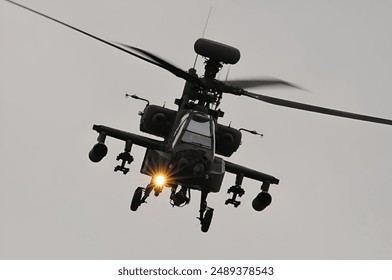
[
  {"xmin": 130, "ymin": 187, "xmax": 144, "ymax": 212},
  {"xmin": 201, "ymin": 209, "xmax": 214, "ymax": 233}
]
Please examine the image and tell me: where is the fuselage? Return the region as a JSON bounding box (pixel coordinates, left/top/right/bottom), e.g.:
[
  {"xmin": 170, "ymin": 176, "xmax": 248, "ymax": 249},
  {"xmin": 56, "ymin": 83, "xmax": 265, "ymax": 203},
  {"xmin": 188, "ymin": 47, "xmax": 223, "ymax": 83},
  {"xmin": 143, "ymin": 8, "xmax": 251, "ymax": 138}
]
[{"xmin": 140, "ymin": 108, "xmax": 225, "ymax": 192}]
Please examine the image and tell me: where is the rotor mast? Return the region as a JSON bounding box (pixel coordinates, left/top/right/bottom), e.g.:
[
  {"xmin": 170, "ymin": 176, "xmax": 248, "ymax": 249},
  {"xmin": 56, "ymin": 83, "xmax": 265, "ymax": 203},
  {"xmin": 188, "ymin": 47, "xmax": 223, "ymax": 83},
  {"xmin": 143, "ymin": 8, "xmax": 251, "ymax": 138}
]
[{"xmin": 175, "ymin": 38, "xmax": 241, "ymax": 115}]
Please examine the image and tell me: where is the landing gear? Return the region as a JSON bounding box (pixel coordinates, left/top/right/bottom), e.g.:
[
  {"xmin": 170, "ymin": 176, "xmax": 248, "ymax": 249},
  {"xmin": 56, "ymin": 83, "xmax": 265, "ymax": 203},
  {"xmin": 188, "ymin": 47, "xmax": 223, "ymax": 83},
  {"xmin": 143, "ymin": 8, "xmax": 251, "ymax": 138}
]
[
  {"xmin": 130, "ymin": 184, "xmax": 153, "ymax": 211},
  {"xmin": 130, "ymin": 187, "xmax": 144, "ymax": 211},
  {"xmin": 201, "ymin": 208, "xmax": 214, "ymax": 233},
  {"xmin": 198, "ymin": 190, "xmax": 214, "ymax": 233}
]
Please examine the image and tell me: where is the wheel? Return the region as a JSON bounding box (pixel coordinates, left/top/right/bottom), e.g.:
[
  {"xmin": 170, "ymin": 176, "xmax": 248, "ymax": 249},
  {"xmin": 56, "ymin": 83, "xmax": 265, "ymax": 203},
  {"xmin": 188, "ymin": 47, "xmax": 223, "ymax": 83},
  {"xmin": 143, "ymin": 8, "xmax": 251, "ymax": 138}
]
[
  {"xmin": 201, "ymin": 208, "xmax": 214, "ymax": 233},
  {"xmin": 130, "ymin": 187, "xmax": 144, "ymax": 211}
]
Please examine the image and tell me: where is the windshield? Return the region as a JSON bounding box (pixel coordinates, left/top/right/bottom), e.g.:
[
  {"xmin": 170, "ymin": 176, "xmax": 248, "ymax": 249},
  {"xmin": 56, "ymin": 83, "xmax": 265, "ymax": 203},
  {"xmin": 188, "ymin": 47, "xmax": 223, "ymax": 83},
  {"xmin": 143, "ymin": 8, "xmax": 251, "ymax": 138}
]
[
  {"xmin": 172, "ymin": 113, "xmax": 190, "ymax": 147},
  {"xmin": 181, "ymin": 114, "xmax": 213, "ymax": 149}
]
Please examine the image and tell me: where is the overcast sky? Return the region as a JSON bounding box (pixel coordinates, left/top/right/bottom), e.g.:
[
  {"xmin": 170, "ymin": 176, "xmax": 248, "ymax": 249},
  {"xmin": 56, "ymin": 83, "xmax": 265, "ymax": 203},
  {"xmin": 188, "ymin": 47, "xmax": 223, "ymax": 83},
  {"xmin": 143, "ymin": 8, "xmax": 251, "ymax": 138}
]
[{"xmin": 1, "ymin": 0, "xmax": 392, "ymax": 259}]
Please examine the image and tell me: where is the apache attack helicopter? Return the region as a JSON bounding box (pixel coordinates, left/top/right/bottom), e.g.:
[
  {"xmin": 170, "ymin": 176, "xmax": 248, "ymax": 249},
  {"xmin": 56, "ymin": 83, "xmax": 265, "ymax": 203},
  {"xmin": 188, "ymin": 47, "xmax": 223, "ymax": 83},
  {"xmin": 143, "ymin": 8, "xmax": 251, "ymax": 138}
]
[{"xmin": 6, "ymin": 0, "xmax": 392, "ymax": 232}]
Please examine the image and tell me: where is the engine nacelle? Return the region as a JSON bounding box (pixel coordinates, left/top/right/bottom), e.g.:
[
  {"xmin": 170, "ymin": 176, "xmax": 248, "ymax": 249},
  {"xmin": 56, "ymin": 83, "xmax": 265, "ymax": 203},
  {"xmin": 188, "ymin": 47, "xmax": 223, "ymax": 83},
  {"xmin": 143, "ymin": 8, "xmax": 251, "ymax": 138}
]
[
  {"xmin": 252, "ymin": 192, "xmax": 272, "ymax": 211},
  {"xmin": 140, "ymin": 105, "xmax": 177, "ymax": 138},
  {"xmin": 89, "ymin": 142, "xmax": 108, "ymax": 163},
  {"xmin": 215, "ymin": 125, "xmax": 242, "ymax": 157}
]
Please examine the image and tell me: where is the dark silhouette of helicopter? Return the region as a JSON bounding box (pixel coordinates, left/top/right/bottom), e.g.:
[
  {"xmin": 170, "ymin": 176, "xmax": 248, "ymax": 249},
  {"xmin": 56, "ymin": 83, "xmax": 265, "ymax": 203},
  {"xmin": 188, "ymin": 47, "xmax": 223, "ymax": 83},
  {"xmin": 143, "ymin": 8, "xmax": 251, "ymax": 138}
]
[{"xmin": 6, "ymin": 0, "xmax": 392, "ymax": 232}]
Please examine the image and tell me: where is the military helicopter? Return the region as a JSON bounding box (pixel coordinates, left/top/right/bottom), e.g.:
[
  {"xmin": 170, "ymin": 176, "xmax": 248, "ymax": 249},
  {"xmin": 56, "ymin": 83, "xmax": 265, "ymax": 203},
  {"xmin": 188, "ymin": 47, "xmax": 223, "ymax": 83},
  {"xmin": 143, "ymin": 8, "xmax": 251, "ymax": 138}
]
[{"xmin": 6, "ymin": 0, "xmax": 392, "ymax": 232}]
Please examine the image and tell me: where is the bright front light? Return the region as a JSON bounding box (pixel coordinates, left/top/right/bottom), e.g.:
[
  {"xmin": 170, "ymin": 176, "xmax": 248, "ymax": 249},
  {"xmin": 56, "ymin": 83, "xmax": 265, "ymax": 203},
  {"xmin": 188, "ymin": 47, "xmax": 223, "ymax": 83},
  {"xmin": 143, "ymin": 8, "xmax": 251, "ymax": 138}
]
[{"xmin": 154, "ymin": 175, "xmax": 166, "ymax": 186}]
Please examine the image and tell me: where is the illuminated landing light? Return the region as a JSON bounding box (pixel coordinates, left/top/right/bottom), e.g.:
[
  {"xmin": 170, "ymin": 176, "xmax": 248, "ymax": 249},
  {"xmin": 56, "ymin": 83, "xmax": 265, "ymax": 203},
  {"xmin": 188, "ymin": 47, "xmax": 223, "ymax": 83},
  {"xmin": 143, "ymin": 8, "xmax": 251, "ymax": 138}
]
[{"xmin": 154, "ymin": 175, "xmax": 166, "ymax": 187}]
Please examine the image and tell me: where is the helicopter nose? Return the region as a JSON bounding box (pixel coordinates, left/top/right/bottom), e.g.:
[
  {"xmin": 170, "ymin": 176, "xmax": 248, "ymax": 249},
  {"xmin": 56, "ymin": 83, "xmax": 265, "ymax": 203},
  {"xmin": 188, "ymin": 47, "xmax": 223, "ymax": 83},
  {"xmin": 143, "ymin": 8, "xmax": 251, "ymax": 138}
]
[
  {"xmin": 178, "ymin": 157, "xmax": 190, "ymax": 169},
  {"xmin": 176, "ymin": 158, "xmax": 205, "ymax": 178}
]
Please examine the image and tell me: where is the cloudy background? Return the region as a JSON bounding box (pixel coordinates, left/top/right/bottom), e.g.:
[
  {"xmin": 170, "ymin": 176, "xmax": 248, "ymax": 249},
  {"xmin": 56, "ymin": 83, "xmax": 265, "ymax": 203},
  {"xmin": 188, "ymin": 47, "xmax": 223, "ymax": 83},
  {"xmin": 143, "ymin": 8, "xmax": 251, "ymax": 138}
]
[{"xmin": 1, "ymin": 0, "xmax": 392, "ymax": 259}]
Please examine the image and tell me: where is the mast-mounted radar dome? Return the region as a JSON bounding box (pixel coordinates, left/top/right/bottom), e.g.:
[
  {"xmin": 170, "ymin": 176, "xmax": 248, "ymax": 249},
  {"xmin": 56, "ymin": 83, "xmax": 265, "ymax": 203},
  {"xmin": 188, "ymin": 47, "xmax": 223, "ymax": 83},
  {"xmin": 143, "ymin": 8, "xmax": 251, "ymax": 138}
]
[{"xmin": 194, "ymin": 38, "xmax": 241, "ymax": 65}]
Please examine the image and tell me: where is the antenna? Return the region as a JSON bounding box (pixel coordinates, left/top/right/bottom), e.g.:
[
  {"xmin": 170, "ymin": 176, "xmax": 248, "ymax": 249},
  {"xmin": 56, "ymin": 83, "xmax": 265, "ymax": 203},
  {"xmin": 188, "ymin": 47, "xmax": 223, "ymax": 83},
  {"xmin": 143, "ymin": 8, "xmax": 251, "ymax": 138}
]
[
  {"xmin": 125, "ymin": 93, "xmax": 150, "ymax": 106},
  {"xmin": 202, "ymin": 6, "xmax": 213, "ymax": 38},
  {"xmin": 239, "ymin": 128, "xmax": 264, "ymax": 137},
  {"xmin": 193, "ymin": 6, "xmax": 213, "ymax": 68}
]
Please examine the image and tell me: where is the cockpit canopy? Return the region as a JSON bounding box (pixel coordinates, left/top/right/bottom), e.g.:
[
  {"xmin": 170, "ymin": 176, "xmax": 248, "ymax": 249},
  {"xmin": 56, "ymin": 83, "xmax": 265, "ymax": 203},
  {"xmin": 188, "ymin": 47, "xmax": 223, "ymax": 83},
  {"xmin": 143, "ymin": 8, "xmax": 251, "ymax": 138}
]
[{"xmin": 172, "ymin": 111, "xmax": 215, "ymax": 151}]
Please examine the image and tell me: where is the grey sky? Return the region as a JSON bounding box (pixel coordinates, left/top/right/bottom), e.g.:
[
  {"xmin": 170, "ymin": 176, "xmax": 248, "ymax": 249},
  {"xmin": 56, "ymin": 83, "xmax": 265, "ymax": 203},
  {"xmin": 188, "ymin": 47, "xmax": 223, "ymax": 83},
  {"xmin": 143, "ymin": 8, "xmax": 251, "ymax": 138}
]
[{"xmin": 1, "ymin": 0, "xmax": 392, "ymax": 259}]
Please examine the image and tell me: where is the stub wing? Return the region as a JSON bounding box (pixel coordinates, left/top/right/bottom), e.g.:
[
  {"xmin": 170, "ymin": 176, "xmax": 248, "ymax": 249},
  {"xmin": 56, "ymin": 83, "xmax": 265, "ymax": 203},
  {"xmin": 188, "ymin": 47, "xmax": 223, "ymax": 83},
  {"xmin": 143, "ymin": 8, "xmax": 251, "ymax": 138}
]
[
  {"xmin": 224, "ymin": 160, "xmax": 279, "ymax": 185},
  {"xmin": 92, "ymin": 125, "xmax": 166, "ymax": 151},
  {"xmin": 89, "ymin": 125, "xmax": 167, "ymax": 172}
]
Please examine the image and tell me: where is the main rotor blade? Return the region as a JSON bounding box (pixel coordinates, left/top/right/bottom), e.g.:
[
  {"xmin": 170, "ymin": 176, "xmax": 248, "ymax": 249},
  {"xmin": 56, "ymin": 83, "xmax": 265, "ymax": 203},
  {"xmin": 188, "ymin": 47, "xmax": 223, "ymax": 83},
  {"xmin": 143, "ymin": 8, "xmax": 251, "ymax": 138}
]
[
  {"xmin": 241, "ymin": 90, "xmax": 392, "ymax": 126},
  {"xmin": 226, "ymin": 78, "xmax": 304, "ymax": 90},
  {"xmin": 4, "ymin": 0, "xmax": 194, "ymax": 82},
  {"xmin": 115, "ymin": 42, "xmax": 201, "ymax": 86}
]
